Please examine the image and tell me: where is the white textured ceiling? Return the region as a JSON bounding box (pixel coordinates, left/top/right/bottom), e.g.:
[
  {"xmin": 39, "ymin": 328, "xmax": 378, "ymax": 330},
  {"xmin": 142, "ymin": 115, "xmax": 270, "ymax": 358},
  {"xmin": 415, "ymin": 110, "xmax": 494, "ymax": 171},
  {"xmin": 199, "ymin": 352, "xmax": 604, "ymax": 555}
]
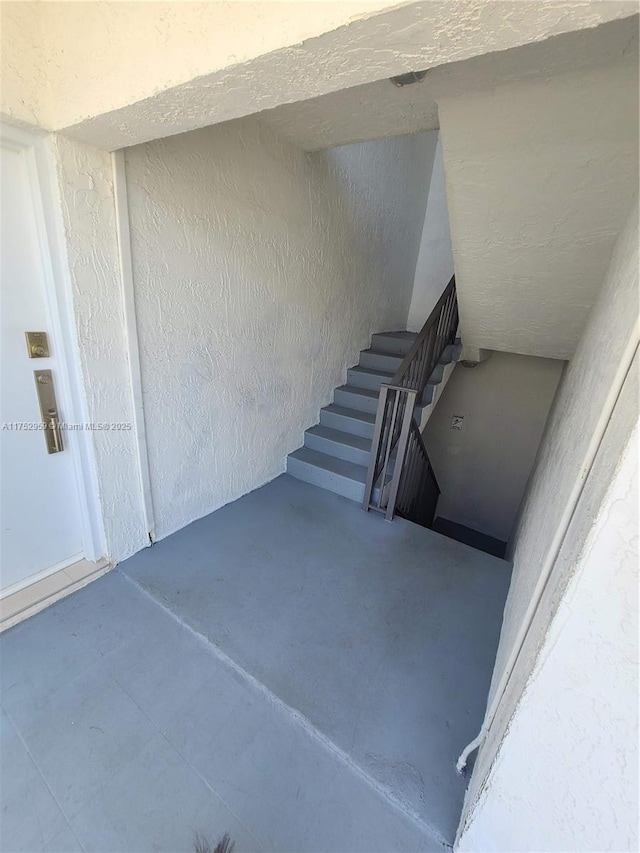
[
  {"xmin": 259, "ymin": 78, "xmax": 439, "ymax": 151},
  {"xmin": 47, "ymin": 1, "xmax": 637, "ymax": 150},
  {"xmin": 259, "ymin": 16, "xmax": 638, "ymax": 151},
  {"xmin": 439, "ymin": 37, "xmax": 638, "ymax": 360}
]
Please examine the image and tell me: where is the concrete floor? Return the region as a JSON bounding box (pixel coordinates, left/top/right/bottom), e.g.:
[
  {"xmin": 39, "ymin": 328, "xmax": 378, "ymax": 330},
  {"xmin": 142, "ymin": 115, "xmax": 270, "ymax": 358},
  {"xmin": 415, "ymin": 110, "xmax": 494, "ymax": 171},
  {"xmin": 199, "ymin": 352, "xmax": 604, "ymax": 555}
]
[{"xmin": 1, "ymin": 475, "xmax": 511, "ymax": 852}]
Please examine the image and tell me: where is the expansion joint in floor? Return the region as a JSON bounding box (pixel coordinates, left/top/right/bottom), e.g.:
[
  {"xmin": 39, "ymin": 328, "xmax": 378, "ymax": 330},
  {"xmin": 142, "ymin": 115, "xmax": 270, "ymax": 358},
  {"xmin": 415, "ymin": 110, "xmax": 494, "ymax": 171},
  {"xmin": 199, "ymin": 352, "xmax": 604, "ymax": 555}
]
[{"xmin": 118, "ymin": 569, "xmax": 452, "ymax": 851}]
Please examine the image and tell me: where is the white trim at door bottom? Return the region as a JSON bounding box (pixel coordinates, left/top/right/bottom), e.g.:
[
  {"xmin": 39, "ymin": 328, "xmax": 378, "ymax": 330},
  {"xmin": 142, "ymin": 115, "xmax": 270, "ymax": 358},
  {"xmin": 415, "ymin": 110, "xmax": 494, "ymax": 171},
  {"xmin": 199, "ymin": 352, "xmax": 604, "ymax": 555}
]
[
  {"xmin": 0, "ymin": 558, "xmax": 112, "ymax": 631},
  {"xmin": 0, "ymin": 553, "xmax": 84, "ymax": 600}
]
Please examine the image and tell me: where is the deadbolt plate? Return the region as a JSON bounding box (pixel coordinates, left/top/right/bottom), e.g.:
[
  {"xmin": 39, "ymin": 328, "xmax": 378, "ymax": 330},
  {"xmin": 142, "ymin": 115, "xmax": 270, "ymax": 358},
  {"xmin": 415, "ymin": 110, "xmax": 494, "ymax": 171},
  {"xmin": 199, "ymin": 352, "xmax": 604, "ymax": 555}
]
[{"xmin": 25, "ymin": 331, "xmax": 50, "ymax": 358}]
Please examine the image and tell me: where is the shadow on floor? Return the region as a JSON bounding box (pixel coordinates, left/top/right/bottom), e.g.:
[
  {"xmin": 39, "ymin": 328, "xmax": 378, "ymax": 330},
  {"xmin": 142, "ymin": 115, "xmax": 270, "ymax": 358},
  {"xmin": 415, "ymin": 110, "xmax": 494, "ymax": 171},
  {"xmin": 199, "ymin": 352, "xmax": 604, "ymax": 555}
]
[{"xmin": 431, "ymin": 517, "xmax": 507, "ymax": 559}]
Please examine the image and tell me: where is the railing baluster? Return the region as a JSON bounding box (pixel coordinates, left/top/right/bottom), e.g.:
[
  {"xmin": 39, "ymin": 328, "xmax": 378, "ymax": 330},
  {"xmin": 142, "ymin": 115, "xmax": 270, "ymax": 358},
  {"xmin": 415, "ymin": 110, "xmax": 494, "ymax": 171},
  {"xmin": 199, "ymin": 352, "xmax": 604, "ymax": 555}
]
[
  {"xmin": 363, "ymin": 385, "xmax": 390, "ymax": 511},
  {"xmin": 363, "ymin": 277, "xmax": 454, "ymax": 522},
  {"xmin": 384, "ymin": 388, "xmax": 417, "ymax": 521}
]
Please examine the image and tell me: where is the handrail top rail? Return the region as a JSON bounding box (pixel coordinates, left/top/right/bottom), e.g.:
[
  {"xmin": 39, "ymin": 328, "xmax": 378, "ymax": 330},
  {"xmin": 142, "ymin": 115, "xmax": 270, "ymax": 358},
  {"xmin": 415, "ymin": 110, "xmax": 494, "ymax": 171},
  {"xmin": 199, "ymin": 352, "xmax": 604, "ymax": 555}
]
[
  {"xmin": 391, "ymin": 275, "xmax": 456, "ymax": 388},
  {"xmin": 363, "ymin": 272, "xmax": 457, "ymax": 524},
  {"xmin": 378, "ymin": 383, "xmax": 419, "ymax": 395}
]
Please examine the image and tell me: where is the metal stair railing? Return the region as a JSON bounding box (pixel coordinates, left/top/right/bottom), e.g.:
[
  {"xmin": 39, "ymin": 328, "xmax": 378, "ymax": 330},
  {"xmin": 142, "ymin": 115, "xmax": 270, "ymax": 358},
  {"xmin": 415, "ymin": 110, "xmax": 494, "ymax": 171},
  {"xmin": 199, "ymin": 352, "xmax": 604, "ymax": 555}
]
[{"xmin": 362, "ymin": 276, "xmax": 457, "ymax": 524}]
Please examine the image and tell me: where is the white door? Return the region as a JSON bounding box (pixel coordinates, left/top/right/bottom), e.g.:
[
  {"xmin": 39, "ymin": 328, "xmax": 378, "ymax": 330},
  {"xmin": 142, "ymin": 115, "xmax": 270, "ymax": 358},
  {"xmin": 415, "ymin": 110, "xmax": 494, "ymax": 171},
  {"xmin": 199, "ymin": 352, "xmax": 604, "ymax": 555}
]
[{"xmin": 0, "ymin": 138, "xmax": 84, "ymax": 594}]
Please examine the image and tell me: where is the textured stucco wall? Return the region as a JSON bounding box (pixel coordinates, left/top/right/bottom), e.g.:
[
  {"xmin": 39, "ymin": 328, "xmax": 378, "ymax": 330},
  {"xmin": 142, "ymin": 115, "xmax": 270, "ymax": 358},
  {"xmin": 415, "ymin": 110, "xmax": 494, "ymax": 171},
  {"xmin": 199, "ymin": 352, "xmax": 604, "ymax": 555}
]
[
  {"xmin": 458, "ymin": 375, "xmax": 638, "ymax": 852},
  {"xmin": 0, "ymin": 1, "xmax": 47, "ymax": 129},
  {"xmin": 456, "ymin": 200, "xmax": 638, "ymax": 847},
  {"xmin": 423, "ymin": 352, "xmax": 563, "ymax": 542},
  {"xmin": 438, "ymin": 52, "xmax": 638, "ymax": 359},
  {"xmin": 124, "ymin": 121, "xmax": 429, "ymax": 540},
  {"xmin": 490, "ymin": 199, "xmax": 638, "ymax": 707},
  {"xmin": 2, "ymin": 0, "xmax": 635, "ymax": 149},
  {"xmin": 407, "ymin": 134, "xmax": 454, "ymax": 332},
  {"xmin": 51, "ymin": 135, "xmax": 148, "ymax": 562}
]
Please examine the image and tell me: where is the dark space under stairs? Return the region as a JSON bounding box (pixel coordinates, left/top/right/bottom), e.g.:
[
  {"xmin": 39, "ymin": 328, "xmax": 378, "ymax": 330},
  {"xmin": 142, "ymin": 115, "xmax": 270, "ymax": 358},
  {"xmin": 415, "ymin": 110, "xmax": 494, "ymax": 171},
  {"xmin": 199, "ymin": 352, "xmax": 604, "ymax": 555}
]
[{"xmin": 287, "ymin": 330, "xmax": 460, "ymax": 503}]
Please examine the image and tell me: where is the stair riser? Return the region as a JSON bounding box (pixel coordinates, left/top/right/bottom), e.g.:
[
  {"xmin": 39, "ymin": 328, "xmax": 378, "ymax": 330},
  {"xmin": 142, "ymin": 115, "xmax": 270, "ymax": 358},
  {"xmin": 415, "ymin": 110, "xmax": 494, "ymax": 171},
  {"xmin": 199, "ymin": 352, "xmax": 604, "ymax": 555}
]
[
  {"xmin": 370, "ymin": 334, "xmax": 414, "ymax": 356},
  {"xmin": 304, "ymin": 431, "xmax": 371, "ymax": 467},
  {"xmin": 360, "ymin": 342, "xmax": 458, "ymax": 378},
  {"xmin": 347, "ymin": 369, "xmax": 392, "ymax": 392},
  {"xmin": 334, "ymin": 388, "xmax": 378, "ymax": 415},
  {"xmin": 320, "ymin": 409, "xmax": 374, "ymax": 439},
  {"xmin": 287, "ymin": 457, "xmax": 366, "ymax": 503},
  {"xmin": 422, "ymin": 384, "xmax": 435, "ymax": 405},
  {"xmin": 444, "ymin": 341, "xmax": 463, "ymax": 362},
  {"xmin": 359, "ymin": 351, "xmax": 403, "ymax": 373},
  {"xmin": 349, "ymin": 368, "xmax": 438, "ymax": 404},
  {"xmin": 441, "ymin": 343, "xmax": 456, "ymax": 364},
  {"xmin": 430, "ymin": 364, "xmax": 445, "ymax": 382}
]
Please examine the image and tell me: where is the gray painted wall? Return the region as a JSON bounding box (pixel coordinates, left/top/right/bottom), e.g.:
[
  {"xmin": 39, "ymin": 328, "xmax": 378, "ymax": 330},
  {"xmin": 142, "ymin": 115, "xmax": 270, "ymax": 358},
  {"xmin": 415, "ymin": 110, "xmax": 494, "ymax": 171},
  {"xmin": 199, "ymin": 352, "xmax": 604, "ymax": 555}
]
[{"xmin": 423, "ymin": 352, "xmax": 564, "ymax": 542}]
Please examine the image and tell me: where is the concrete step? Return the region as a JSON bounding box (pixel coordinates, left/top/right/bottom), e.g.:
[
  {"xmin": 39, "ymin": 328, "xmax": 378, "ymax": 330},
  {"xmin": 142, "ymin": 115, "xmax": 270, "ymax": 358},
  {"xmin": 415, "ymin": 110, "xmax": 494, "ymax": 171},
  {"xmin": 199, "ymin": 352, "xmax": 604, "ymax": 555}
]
[
  {"xmin": 286, "ymin": 447, "xmax": 367, "ymax": 503},
  {"xmin": 347, "ymin": 365, "xmax": 395, "ymax": 392},
  {"xmin": 429, "ymin": 363, "xmax": 445, "ymax": 383},
  {"xmin": 333, "ymin": 385, "xmax": 380, "ymax": 415},
  {"xmin": 320, "ymin": 404, "xmax": 376, "ymax": 439},
  {"xmin": 335, "ymin": 382, "xmax": 433, "ymax": 419},
  {"xmin": 304, "ymin": 425, "xmax": 372, "ymax": 467},
  {"xmin": 348, "ymin": 364, "xmax": 439, "ymax": 406},
  {"xmin": 370, "ymin": 330, "xmax": 417, "ymax": 356},
  {"xmin": 358, "ymin": 349, "xmax": 404, "ymax": 373},
  {"xmin": 359, "ymin": 342, "xmax": 460, "ymax": 387},
  {"xmin": 421, "ymin": 381, "xmax": 438, "ymax": 405},
  {"xmin": 286, "ymin": 328, "xmax": 462, "ymax": 507}
]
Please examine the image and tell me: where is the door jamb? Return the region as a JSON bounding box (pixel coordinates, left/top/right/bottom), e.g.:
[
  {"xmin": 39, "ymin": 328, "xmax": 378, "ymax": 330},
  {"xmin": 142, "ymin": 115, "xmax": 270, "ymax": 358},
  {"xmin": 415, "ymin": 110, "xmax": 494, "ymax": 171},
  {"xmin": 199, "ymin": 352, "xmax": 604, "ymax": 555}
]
[{"xmin": 1, "ymin": 122, "xmax": 106, "ymax": 562}]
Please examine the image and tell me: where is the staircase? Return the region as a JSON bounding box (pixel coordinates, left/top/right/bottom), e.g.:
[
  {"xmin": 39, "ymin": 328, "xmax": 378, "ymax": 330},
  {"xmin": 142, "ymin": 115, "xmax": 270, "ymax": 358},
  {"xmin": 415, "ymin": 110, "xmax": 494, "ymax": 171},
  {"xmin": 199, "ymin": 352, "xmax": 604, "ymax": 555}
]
[{"xmin": 287, "ymin": 330, "xmax": 460, "ymax": 503}]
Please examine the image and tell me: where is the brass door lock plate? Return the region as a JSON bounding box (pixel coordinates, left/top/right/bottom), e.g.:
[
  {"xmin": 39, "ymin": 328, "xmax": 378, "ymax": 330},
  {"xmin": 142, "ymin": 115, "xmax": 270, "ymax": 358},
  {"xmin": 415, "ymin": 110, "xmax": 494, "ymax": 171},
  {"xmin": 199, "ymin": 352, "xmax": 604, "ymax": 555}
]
[
  {"xmin": 34, "ymin": 369, "xmax": 63, "ymax": 453},
  {"xmin": 25, "ymin": 331, "xmax": 50, "ymax": 358}
]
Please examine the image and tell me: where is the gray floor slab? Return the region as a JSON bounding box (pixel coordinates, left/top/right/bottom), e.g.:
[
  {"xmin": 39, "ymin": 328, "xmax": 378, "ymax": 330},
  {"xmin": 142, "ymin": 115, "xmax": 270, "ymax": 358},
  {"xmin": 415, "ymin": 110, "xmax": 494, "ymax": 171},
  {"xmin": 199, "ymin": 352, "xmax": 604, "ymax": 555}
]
[
  {"xmin": 121, "ymin": 474, "xmax": 512, "ymax": 843},
  {"xmin": 1, "ymin": 475, "xmax": 510, "ymax": 852},
  {"xmin": 0, "ymin": 708, "xmax": 70, "ymax": 852},
  {"xmin": 1, "ymin": 570, "xmax": 444, "ymax": 851}
]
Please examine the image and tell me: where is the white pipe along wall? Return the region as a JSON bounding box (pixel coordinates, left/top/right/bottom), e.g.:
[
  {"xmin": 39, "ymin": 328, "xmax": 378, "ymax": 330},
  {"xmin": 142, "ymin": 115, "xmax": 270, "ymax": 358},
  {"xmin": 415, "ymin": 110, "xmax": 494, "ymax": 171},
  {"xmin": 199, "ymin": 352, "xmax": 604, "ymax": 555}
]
[
  {"xmin": 458, "ymin": 358, "xmax": 639, "ymax": 852},
  {"xmin": 457, "ymin": 199, "xmax": 639, "ymax": 847},
  {"xmin": 123, "ymin": 120, "xmax": 431, "ymax": 541}
]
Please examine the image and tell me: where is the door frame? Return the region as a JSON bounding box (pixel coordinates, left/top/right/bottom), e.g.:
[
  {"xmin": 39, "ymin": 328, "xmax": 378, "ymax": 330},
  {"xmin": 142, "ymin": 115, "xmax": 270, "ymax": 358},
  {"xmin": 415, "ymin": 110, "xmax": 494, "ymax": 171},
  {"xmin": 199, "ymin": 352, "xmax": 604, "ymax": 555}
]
[{"xmin": 1, "ymin": 121, "xmax": 105, "ymax": 564}]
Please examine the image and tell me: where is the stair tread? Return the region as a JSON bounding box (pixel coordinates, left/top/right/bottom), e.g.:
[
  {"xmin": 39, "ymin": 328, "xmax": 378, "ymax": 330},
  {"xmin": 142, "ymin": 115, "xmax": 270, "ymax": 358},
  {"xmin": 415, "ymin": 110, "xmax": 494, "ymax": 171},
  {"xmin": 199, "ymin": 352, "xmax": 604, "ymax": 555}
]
[
  {"xmin": 374, "ymin": 330, "xmax": 418, "ymax": 339},
  {"xmin": 288, "ymin": 325, "xmax": 460, "ymax": 503},
  {"xmin": 288, "ymin": 447, "xmax": 368, "ymax": 483},
  {"xmin": 306, "ymin": 425, "xmax": 372, "ymax": 451},
  {"xmin": 361, "ymin": 348, "xmax": 404, "ymax": 358},
  {"xmin": 335, "ymin": 384, "xmax": 379, "ymax": 399},
  {"xmin": 322, "ymin": 404, "xmax": 376, "ymax": 424},
  {"xmin": 348, "ymin": 365, "xmax": 395, "ymax": 379}
]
